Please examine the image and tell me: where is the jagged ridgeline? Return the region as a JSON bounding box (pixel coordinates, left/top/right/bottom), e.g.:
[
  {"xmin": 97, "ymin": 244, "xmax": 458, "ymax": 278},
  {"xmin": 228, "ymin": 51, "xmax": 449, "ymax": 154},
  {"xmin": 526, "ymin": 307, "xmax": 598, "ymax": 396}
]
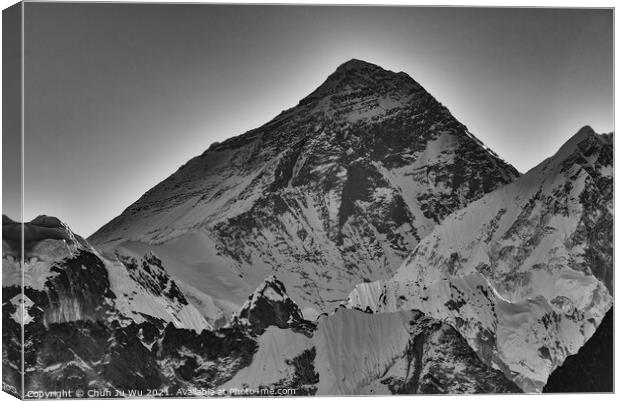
[
  {"xmin": 3, "ymin": 59, "xmax": 612, "ymax": 396},
  {"xmin": 89, "ymin": 59, "xmax": 519, "ymax": 315},
  {"xmin": 2, "ymin": 219, "xmax": 520, "ymax": 395},
  {"xmin": 348, "ymin": 127, "xmax": 613, "ymax": 392}
]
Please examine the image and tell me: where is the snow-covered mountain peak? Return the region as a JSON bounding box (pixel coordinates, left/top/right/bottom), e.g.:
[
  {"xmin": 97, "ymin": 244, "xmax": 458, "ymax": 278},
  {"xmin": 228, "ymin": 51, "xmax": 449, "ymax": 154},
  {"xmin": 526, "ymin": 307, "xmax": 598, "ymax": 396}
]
[
  {"xmin": 532, "ymin": 125, "xmax": 611, "ymax": 176},
  {"xmin": 3, "ymin": 215, "xmax": 93, "ymax": 264},
  {"xmin": 27, "ymin": 215, "xmax": 81, "ymax": 244},
  {"xmin": 387, "ymin": 126, "xmax": 613, "ymax": 304},
  {"xmin": 335, "ymin": 58, "xmax": 381, "ymax": 71},
  {"xmin": 3, "ymin": 216, "xmax": 215, "ymax": 332},
  {"xmin": 300, "ymin": 58, "xmax": 424, "ymax": 109},
  {"xmin": 89, "ymin": 59, "xmax": 519, "ymax": 314},
  {"xmin": 233, "ymin": 276, "xmax": 314, "ymax": 336},
  {"xmin": 347, "ymin": 126, "xmax": 613, "ymax": 392},
  {"xmin": 240, "ymin": 275, "xmax": 292, "ymax": 309},
  {"xmin": 326, "ymin": 58, "xmax": 398, "ymax": 82},
  {"xmin": 565, "ymin": 125, "xmax": 596, "ymax": 147},
  {"xmin": 28, "ymin": 215, "xmax": 64, "ymax": 227}
]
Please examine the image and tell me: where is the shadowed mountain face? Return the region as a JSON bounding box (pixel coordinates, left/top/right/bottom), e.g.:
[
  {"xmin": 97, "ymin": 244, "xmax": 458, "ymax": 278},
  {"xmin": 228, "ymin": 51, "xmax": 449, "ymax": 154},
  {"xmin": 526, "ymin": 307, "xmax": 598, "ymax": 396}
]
[
  {"xmin": 347, "ymin": 127, "xmax": 613, "ymax": 392},
  {"xmin": 543, "ymin": 307, "xmax": 613, "ymax": 393},
  {"xmin": 232, "ymin": 276, "xmax": 316, "ymax": 336},
  {"xmin": 3, "ymin": 59, "xmax": 612, "ymax": 396},
  {"xmin": 2, "ymin": 220, "xmax": 519, "ymax": 396},
  {"xmin": 89, "ymin": 59, "xmax": 519, "ymax": 313}
]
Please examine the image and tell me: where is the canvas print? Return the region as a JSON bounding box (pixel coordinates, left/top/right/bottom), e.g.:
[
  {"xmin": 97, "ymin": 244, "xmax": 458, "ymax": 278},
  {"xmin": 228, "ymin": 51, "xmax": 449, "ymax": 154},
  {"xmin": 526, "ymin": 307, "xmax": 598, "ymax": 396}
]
[{"xmin": 1, "ymin": 2, "xmax": 614, "ymax": 398}]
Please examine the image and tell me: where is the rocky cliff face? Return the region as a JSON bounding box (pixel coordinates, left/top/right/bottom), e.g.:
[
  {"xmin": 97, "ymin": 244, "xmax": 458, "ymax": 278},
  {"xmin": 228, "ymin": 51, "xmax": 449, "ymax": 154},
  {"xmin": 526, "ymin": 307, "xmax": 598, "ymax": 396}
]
[
  {"xmin": 221, "ymin": 281, "xmax": 521, "ymax": 395},
  {"xmin": 2, "ymin": 216, "xmax": 256, "ymax": 395},
  {"xmin": 543, "ymin": 307, "xmax": 613, "ymax": 393},
  {"xmin": 3, "ymin": 216, "xmax": 215, "ymax": 332},
  {"xmin": 3, "ymin": 224, "xmax": 518, "ymax": 396},
  {"xmin": 347, "ymin": 127, "xmax": 613, "ymax": 392},
  {"xmin": 2, "ymin": 215, "xmax": 226, "ymax": 394},
  {"xmin": 89, "ymin": 59, "xmax": 519, "ymax": 313},
  {"xmin": 3, "ymin": 59, "xmax": 612, "ymax": 396},
  {"xmin": 231, "ymin": 276, "xmax": 315, "ymax": 336}
]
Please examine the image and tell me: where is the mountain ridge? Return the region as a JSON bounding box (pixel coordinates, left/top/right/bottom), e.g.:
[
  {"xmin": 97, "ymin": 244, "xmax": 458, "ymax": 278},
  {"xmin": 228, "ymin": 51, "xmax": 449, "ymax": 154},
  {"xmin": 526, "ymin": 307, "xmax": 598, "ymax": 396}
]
[
  {"xmin": 3, "ymin": 58, "xmax": 612, "ymax": 395},
  {"xmin": 87, "ymin": 59, "xmax": 519, "ymax": 314},
  {"xmin": 3, "ymin": 220, "xmax": 521, "ymax": 395},
  {"xmin": 347, "ymin": 125, "xmax": 613, "ymax": 392}
]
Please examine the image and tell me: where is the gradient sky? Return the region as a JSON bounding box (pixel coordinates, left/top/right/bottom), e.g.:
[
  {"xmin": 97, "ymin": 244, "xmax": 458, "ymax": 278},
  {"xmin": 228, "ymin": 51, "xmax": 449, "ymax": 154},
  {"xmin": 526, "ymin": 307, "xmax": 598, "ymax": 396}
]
[{"xmin": 9, "ymin": 3, "xmax": 613, "ymax": 236}]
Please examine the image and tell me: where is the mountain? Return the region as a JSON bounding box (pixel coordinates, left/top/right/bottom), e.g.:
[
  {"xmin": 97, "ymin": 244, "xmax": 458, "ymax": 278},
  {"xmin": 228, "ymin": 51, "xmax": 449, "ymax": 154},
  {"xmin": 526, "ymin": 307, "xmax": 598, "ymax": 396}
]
[
  {"xmin": 347, "ymin": 127, "xmax": 613, "ymax": 392},
  {"xmin": 89, "ymin": 59, "xmax": 519, "ymax": 315},
  {"xmin": 2, "ymin": 221, "xmax": 519, "ymax": 396},
  {"xmin": 4, "ymin": 59, "xmax": 612, "ymax": 396},
  {"xmin": 543, "ymin": 307, "xmax": 613, "ymax": 392},
  {"xmin": 2, "ymin": 215, "xmax": 229, "ymax": 393},
  {"xmin": 225, "ymin": 307, "xmax": 521, "ymax": 395},
  {"xmin": 2, "ymin": 216, "xmax": 256, "ymax": 395},
  {"xmin": 231, "ymin": 275, "xmax": 316, "ymax": 336},
  {"xmin": 2, "ymin": 215, "xmax": 218, "ymax": 332}
]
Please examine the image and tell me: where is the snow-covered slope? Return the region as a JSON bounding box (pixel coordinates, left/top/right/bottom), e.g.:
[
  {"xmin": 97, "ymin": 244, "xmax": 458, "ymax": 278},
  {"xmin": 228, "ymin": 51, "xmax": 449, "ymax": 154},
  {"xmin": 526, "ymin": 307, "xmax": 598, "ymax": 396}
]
[
  {"xmin": 231, "ymin": 275, "xmax": 315, "ymax": 336},
  {"xmin": 89, "ymin": 58, "xmax": 518, "ymax": 313},
  {"xmin": 224, "ymin": 307, "xmax": 521, "ymax": 395},
  {"xmin": 391, "ymin": 126, "xmax": 613, "ymax": 300},
  {"xmin": 543, "ymin": 307, "xmax": 613, "ymax": 392},
  {"xmin": 2, "ymin": 215, "xmax": 216, "ymax": 332},
  {"xmin": 347, "ymin": 127, "xmax": 613, "ymax": 392},
  {"xmin": 4, "ymin": 249, "xmax": 518, "ymax": 396},
  {"xmin": 5, "ymin": 61, "xmax": 611, "ymax": 395},
  {"xmin": 2, "ymin": 216, "xmax": 253, "ymax": 394},
  {"xmin": 220, "ymin": 277, "xmax": 519, "ymax": 394}
]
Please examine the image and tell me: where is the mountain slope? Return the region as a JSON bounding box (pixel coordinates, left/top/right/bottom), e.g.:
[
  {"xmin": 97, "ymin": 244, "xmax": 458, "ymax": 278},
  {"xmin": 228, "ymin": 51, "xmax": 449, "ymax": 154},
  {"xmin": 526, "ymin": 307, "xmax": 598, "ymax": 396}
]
[
  {"xmin": 231, "ymin": 275, "xmax": 316, "ymax": 336},
  {"xmin": 2, "ymin": 222, "xmax": 519, "ymax": 396},
  {"xmin": 89, "ymin": 59, "xmax": 518, "ymax": 313},
  {"xmin": 347, "ymin": 127, "xmax": 613, "ymax": 392},
  {"xmin": 2, "ymin": 216, "xmax": 219, "ymax": 333},
  {"xmin": 2, "ymin": 216, "xmax": 257, "ymax": 395},
  {"xmin": 223, "ymin": 286, "xmax": 521, "ymax": 395},
  {"xmin": 543, "ymin": 307, "xmax": 613, "ymax": 392}
]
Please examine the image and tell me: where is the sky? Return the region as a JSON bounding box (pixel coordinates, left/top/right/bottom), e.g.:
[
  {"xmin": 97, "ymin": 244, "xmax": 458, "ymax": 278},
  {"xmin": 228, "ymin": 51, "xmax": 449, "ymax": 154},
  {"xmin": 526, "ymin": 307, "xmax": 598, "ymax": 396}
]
[{"xmin": 4, "ymin": 3, "xmax": 613, "ymax": 237}]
